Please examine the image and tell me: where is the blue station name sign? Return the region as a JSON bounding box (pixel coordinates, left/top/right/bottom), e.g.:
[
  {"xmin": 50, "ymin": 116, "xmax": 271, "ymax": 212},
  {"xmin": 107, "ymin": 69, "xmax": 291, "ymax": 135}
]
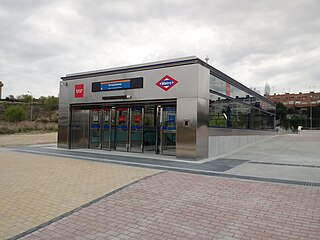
[{"xmin": 92, "ymin": 77, "xmax": 143, "ymax": 92}]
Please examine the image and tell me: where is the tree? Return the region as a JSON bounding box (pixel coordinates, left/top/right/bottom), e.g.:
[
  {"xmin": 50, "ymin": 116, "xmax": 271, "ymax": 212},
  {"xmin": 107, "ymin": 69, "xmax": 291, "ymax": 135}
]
[
  {"xmin": 276, "ymin": 103, "xmax": 287, "ymax": 122},
  {"xmin": 17, "ymin": 94, "xmax": 33, "ymax": 103},
  {"xmin": 311, "ymin": 103, "xmax": 320, "ymax": 128},
  {"xmin": 289, "ymin": 115, "xmax": 301, "ymax": 132},
  {"xmin": 7, "ymin": 95, "xmax": 15, "ymax": 100},
  {"xmin": 5, "ymin": 106, "xmax": 27, "ymax": 122},
  {"xmin": 264, "ymin": 82, "xmax": 271, "ymax": 96},
  {"xmin": 39, "ymin": 96, "xmax": 59, "ymax": 110}
]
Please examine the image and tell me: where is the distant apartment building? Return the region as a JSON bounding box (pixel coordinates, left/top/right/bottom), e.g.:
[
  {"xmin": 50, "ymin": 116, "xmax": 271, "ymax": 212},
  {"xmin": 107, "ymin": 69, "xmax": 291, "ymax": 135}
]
[{"xmin": 267, "ymin": 92, "xmax": 320, "ymax": 110}]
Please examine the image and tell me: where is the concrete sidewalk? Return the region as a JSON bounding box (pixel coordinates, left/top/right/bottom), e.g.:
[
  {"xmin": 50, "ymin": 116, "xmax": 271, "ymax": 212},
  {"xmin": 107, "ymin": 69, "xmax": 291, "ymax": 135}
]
[{"xmin": 225, "ymin": 130, "xmax": 320, "ymax": 182}]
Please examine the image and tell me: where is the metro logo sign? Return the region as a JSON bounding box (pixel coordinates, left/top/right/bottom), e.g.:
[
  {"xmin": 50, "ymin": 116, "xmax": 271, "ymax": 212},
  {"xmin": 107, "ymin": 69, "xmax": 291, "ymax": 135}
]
[
  {"xmin": 156, "ymin": 75, "xmax": 178, "ymax": 91},
  {"xmin": 74, "ymin": 84, "xmax": 84, "ymax": 98}
]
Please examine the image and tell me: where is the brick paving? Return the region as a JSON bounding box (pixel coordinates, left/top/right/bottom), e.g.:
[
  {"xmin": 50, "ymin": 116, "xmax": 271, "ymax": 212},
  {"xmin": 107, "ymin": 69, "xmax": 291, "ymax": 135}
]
[
  {"xmin": 0, "ymin": 152, "xmax": 159, "ymax": 239},
  {"xmin": 21, "ymin": 171, "xmax": 320, "ymax": 240}
]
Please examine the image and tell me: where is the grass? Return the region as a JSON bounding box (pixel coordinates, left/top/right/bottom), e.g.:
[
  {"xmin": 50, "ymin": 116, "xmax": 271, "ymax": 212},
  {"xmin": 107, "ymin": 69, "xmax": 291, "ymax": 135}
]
[{"xmin": 0, "ymin": 121, "xmax": 58, "ymax": 134}]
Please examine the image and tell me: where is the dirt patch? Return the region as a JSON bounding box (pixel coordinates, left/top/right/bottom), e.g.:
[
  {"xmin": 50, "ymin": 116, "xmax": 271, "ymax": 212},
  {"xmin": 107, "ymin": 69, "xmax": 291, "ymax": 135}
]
[{"xmin": 0, "ymin": 132, "xmax": 57, "ymax": 147}]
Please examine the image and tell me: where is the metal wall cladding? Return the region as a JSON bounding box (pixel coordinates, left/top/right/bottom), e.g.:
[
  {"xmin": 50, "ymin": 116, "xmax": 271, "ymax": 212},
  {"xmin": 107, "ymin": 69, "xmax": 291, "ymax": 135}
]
[
  {"xmin": 196, "ymin": 98, "xmax": 209, "ymax": 158},
  {"xmin": 61, "ymin": 64, "xmax": 203, "ymax": 104},
  {"xmin": 176, "ymin": 98, "xmax": 197, "ymax": 158},
  {"xmin": 58, "ymin": 63, "xmax": 211, "ymax": 160},
  {"xmin": 70, "ymin": 109, "xmax": 89, "ymax": 149},
  {"xmin": 58, "ymin": 83, "xmax": 70, "ymax": 148}
]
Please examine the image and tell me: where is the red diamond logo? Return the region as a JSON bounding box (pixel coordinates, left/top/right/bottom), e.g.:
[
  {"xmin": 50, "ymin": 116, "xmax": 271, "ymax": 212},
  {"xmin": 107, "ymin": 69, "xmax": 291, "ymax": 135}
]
[{"xmin": 156, "ymin": 75, "xmax": 178, "ymax": 91}]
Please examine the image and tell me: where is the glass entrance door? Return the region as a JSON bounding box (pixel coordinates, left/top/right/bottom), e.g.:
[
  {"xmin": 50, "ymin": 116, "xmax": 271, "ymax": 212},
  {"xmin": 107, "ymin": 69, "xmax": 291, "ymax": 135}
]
[
  {"xmin": 101, "ymin": 108, "xmax": 111, "ymax": 150},
  {"xmin": 130, "ymin": 107, "xmax": 144, "ymax": 152},
  {"xmin": 160, "ymin": 106, "xmax": 176, "ymax": 156},
  {"xmin": 87, "ymin": 103, "xmax": 176, "ymax": 156},
  {"xmin": 144, "ymin": 105, "xmax": 157, "ymax": 152},
  {"xmin": 89, "ymin": 109, "xmax": 101, "ymax": 149},
  {"xmin": 115, "ymin": 108, "xmax": 129, "ymax": 151}
]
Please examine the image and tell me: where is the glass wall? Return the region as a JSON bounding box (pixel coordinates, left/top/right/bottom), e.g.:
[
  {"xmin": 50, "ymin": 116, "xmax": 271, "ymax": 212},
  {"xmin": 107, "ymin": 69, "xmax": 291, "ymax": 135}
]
[{"xmin": 209, "ymin": 75, "xmax": 275, "ymax": 130}]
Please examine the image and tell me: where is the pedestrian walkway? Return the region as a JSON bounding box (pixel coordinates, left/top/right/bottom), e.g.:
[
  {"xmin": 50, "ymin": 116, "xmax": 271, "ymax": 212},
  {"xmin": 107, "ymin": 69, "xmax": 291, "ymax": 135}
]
[
  {"xmin": 1, "ymin": 130, "xmax": 320, "ymax": 239},
  {"xmin": 12, "ymin": 131, "xmax": 320, "ymax": 184},
  {"xmin": 21, "ymin": 172, "xmax": 320, "ymax": 240},
  {"xmin": 0, "ymin": 152, "xmax": 159, "ymax": 240},
  {"xmin": 225, "ymin": 130, "xmax": 320, "ymax": 182}
]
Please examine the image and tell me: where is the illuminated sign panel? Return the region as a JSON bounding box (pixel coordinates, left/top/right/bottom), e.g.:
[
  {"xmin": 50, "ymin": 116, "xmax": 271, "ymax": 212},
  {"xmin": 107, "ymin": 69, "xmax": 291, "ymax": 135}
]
[
  {"xmin": 92, "ymin": 77, "xmax": 143, "ymax": 92},
  {"xmin": 101, "ymin": 79, "xmax": 131, "ymax": 90},
  {"xmin": 74, "ymin": 84, "xmax": 84, "ymax": 98}
]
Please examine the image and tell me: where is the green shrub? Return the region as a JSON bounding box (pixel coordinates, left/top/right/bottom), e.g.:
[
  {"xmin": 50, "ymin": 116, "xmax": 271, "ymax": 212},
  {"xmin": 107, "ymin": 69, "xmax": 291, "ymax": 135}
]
[
  {"xmin": 289, "ymin": 115, "xmax": 300, "ymax": 133},
  {"xmin": 4, "ymin": 106, "xmax": 27, "ymax": 122},
  {"xmin": 39, "ymin": 96, "xmax": 59, "ymax": 111},
  {"xmin": 0, "ymin": 121, "xmax": 58, "ymax": 134}
]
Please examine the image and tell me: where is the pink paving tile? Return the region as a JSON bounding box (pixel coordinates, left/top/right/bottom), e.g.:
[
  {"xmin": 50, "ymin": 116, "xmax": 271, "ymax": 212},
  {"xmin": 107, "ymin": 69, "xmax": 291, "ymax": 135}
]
[{"xmin": 20, "ymin": 172, "xmax": 320, "ymax": 240}]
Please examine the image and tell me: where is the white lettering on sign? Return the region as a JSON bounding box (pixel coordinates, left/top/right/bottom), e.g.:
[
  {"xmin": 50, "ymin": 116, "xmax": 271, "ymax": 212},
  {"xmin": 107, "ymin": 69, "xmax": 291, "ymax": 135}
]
[
  {"xmin": 156, "ymin": 75, "xmax": 178, "ymax": 91},
  {"xmin": 74, "ymin": 83, "xmax": 84, "ymax": 98},
  {"xmin": 160, "ymin": 81, "xmax": 173, "ymax": 86},
  {"xmin": 109, "ymin": 83, "xmax": 122, "ymax": 87}
]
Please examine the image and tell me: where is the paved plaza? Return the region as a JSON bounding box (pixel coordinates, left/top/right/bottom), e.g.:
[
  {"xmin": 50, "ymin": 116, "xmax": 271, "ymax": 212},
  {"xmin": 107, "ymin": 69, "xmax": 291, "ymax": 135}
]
[
  {"xmin": 0, "ymin": 151, "xmax": 159, "ymax": 239},
  {"xmin": 21, "ymin": 172, "xmax": 320, "ymax": 240},
  {"xmin": 0, "ymin": 130, "xmax": 319, "ymax": 239},
  {"xmin": 224, "ymin": 130, "xmax": 320, "ymax": 182}
]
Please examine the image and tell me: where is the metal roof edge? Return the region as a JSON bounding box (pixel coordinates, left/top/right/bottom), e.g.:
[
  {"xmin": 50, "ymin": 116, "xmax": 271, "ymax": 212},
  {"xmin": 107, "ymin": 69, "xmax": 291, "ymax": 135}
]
[
  {"xmin": 61, "ymin": 56, "xmax": 200, "ymax": 80},
  {"xmin": 60, "ymin": 55, "xmax": 274, "ymax": 106},
  {"xmin": 205, "ymin": 64, "xmax": 275, "ymax": 106}
]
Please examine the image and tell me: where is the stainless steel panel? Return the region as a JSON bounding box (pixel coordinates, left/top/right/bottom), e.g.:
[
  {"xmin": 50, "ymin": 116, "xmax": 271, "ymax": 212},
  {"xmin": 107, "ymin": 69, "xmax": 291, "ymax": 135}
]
[
  {"xmin": 58, "ymin": 82, "xmax": 70, "ymax": 148},
  {"xmin": 140, "ymin": 65, "xmax": 199, "ymax": 100},
  {"xmin": 57, "ymin": 111, "xmax": 68, "ymax": 148},
  {"xmin": 196, "ymin": 98, "xmax": 209, "ymax": 159},
  {"xmin": 176, "ymin": 98, "xmax": 197, "ymax": 159},
  {"xmin": 197, "ymin": 65, "xmax": 210, "ymax": 159},
  {"xmin": 197, "ymin": 65, "xmax": 210, "ymax": 100},
  {"xmin": 71, "ymin": 109, "xmax": 89, "ymax": 148}
]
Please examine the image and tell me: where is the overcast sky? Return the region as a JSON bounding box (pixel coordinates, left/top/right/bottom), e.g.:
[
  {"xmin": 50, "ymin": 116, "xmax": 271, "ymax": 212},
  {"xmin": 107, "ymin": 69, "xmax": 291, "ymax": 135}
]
[{"xmin": 1, "ymin": 0, "xmax": 319, "ymax": 98}]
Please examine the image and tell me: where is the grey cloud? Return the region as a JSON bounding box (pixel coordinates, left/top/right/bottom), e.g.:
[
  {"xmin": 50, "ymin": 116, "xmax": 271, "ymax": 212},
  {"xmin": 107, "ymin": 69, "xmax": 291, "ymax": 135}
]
[{"xmin": 0, "ymin": 0, "xmax": 319, "ymax": 98}]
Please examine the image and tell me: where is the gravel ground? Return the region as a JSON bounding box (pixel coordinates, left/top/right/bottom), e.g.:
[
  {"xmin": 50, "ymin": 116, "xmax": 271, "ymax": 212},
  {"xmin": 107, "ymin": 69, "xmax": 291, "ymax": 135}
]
[{"xmin": 0, "ymin": 132, "xmax": 57, "ymax": 147}]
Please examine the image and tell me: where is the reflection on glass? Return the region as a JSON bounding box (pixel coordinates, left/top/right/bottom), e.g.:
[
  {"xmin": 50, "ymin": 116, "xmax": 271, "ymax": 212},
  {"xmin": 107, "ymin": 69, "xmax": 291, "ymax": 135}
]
[
  {"xmin": 144, "ymin": 106, "xmax": 156, "ymax": 151},
  {"xmin": 210, "ymin": 74, "xmax": 275, "ymax": 130},
  {"xmin": 102, "ymin": 108, "xmax": 111, "ymax": 150},
  {"xmin": 90, "ymin": 109, "xmax": 101, "ymax": 149},
  {"xmin": 209, "ymin": 93, "xmax": 274, "ymax": 130},
  {"xmin": 115, "ymin": 108, "xmax": 129, "ymax": 150},
  {"xmin": 161, "ymin": 107, "xmax": 176, "ymax": 155},
  {"xmin": 130, "ymin": 107, "xmax": 143, "ymax": 152}
]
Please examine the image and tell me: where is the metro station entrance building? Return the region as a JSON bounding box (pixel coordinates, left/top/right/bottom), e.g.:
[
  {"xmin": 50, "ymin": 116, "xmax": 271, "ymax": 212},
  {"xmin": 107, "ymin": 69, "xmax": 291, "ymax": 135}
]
[{"xmin": 58, "ymin": 57, "xmax": 276, "ymax": 160}]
